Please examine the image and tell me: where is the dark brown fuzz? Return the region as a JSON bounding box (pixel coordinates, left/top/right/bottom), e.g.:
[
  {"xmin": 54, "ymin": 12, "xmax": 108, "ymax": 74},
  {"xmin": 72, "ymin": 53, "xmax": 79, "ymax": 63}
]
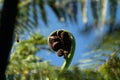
[
  {"xmin": 61, "ymin": 31, "xmax": 71, "ymax": 52},
  {"xmin": 48, "ymin": 30, "xmax": 72, "ymax": 58},
  {"xmin": 52, "ymin": 42, "xmax": 62, "ymax": 51},
  {"xmin": 57, "ymin": 30, "xmax": 63, "ymax": 38},
  {"xmin": 48, "ymin": 36, "xmax": 62, "ymax": 51},
  {"xmin": 57, "ymin": 49, "xmax": 64, "ymax": 57},
  {"xmin": 51, "ymin": 31, "xmax": 57, "ymax": 36},
  {"xmin": 63, "ymin": 51, "xmax": 69, "ymax": 59}
]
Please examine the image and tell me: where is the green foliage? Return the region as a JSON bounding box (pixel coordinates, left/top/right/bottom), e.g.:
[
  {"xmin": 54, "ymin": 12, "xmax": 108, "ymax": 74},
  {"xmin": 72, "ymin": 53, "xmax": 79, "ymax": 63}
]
[
  {"xmin": 5, "ymin": 31, "xmax": 120, "ymax": 80},
  {"xmin": 99, "ymin": 52, "xmax": 120, "ymax": 80},
  {"xmin": 6, "ymin": 33, "xmax": 48, "ymax": 79}
]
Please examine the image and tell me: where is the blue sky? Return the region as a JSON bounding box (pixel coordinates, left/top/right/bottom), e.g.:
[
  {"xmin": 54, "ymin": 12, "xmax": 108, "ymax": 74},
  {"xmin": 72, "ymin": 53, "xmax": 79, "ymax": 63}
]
[{"xmin": 35, "ymin": 2, "xmax": 105, "ymax": 69}]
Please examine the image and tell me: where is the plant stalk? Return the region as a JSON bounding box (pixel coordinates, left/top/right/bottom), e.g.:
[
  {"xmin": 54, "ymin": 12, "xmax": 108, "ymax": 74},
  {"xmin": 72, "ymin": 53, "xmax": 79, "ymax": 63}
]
[{"xmin": 61, "ymin": 31, "xmax": 76, "ymax": 70}]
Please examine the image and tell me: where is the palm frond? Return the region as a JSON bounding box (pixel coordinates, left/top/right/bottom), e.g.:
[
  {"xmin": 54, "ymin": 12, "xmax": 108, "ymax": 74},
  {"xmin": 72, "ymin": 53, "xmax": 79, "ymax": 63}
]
[
  {"xmin": 13, "ymin": 0, "xmax": 119, "ymax": 34},
  {"xmin": 38, "ymin": 0, "xmax": 48, "ymax": 25},
  {"xmin": 109, "ymin": 0, "xmax": 118, "ymax": 32},
  {"xmin": 91, "ymin": 0, "xmax": 99, "ymax": 26},
  {"xmin": 100, "ymin": 0, "xmax": 107, "ymax": 27},
  {"xmin": 80, "ymin": 0, "xmax": 88, "ymax": 24},
  {"xmin": 48, "ymin": 1, "xmax": 61, "ymax": 20}
]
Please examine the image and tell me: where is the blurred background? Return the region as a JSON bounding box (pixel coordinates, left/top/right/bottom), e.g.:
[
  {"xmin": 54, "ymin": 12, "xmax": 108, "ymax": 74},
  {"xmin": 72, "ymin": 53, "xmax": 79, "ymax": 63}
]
[{"xmin": 1, "ymin": 0, "xmax": 120, "ymax": 79}]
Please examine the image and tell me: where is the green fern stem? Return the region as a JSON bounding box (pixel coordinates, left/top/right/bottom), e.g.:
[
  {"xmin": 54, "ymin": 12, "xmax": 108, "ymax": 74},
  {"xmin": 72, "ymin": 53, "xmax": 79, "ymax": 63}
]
[{"xmin": 61, "ymin": 31, "xmax": 76, "ymax": 70}]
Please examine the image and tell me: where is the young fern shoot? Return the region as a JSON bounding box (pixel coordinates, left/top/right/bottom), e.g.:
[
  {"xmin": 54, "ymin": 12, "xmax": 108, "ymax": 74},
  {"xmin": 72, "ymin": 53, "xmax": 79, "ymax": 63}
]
[{"xmin": 48, "ymin": 29, "xmax": 76, "ymax": 70}]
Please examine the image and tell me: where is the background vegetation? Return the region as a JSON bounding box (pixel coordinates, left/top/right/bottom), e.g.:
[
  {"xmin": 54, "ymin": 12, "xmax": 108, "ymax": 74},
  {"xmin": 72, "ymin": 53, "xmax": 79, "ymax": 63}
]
[{"xmin": 0, "ymin": 0, "xmax": 120, "ymax": 80}]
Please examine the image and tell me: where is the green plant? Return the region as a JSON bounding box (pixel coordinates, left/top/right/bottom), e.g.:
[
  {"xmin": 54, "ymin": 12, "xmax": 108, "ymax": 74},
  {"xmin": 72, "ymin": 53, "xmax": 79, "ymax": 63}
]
[{"xmin": 48, "ymin": 29, "xmax": 76, "ymax": 70}]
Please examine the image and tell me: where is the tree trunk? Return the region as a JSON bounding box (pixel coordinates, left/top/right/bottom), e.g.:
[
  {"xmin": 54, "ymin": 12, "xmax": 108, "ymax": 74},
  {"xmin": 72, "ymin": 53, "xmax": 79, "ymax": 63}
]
[{"xmin": 0, "ymin": 0, "xmax": 19, "ymax": 79}]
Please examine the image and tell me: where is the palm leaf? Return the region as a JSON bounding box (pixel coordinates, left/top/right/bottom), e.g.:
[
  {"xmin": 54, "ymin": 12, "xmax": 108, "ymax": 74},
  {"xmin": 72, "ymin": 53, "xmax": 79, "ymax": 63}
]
[
  {"xmin": 38, "ymin": 0, "xmax": 48, "ymax": 25},
  {"xmin": 66, "ymin": 0, "xmax": 78, "ymax": 23},
  {"xmin": 100, "ymin": 0, "xmax": 107, "ymax": 26},
  {"xmin": 91, "ymin": 0, "xmax": 99, "ymax": 26},
  {"xmin": 109, "ymin": 0, "xmax": 118, "ymax": 32},
  {"xmin": 80, "ymin": 0, "xmax": 88, "ymax": 24},
  {"xmin": 32, "ymin": 0, "xmax": 38, "ymax": 27},
  {"xmin": 48, "ymin": 1, "xmax": 61, "ymax": 21}
]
